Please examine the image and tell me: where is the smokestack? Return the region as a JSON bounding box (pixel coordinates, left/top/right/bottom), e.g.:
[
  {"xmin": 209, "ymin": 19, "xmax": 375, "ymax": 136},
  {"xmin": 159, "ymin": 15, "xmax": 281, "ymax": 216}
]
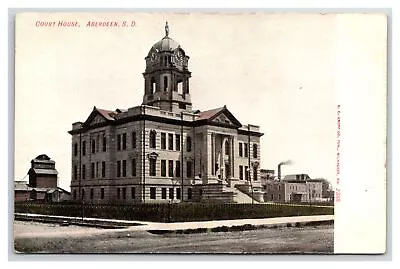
[{"xmin": 277, "ymin": 160, "xmax": 292, "ymax": 181}]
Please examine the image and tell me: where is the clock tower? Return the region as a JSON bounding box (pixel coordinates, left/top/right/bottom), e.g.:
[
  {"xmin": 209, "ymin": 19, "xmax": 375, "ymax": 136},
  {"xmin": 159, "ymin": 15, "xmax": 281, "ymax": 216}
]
[{"xmin": 142, "ymin": 22, "xmax": 192, "ymax": 112}]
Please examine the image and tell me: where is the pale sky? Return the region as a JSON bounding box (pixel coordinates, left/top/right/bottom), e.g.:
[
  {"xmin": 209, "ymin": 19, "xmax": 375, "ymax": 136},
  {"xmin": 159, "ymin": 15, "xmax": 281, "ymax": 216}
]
[{"xmin": 15, "ymin": 12, "xmax": 383, "ymax": 191}]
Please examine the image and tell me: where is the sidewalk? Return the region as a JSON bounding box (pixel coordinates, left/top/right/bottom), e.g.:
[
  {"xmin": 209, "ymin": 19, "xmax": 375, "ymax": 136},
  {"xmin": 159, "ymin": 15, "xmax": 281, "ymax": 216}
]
[{"xmin": 15, "ymin": 213, "xmax": 334, "ymax": 232}]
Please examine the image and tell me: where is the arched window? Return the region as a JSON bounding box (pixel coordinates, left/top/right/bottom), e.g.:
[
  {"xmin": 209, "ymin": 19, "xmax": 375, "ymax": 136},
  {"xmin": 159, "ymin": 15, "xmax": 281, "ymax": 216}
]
[
  {"xmin": 224, "ymin": 140, "xmax": 230, "ymax": 155},
  {"xmin": 186, "ymin": 136, "xmax": 192, "ymax": 152},
  {"xmin": 149, "ymin": 130, "xmax": 157, "ymax": 149}
]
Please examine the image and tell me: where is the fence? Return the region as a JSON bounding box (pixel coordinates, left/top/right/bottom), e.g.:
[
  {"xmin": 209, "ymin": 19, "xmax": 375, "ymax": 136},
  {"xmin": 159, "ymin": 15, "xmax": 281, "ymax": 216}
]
[{"xmin": 14, "ymin": 201, "xmax": 334, "ymax": 223}]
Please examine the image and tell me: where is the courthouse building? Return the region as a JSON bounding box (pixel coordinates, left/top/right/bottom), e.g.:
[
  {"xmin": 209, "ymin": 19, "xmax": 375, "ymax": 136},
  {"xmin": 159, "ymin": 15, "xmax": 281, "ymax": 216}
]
[{"xmin": 68, "ymin": 23, "xmax": 264, "ymax": 203}]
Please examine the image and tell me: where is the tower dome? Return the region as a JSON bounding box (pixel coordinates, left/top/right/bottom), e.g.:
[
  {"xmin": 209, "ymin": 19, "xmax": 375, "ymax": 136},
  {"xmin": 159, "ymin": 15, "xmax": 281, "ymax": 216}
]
[{"xmin": 142, "ymin": 22, "xmax": 192, "ymax": 113}]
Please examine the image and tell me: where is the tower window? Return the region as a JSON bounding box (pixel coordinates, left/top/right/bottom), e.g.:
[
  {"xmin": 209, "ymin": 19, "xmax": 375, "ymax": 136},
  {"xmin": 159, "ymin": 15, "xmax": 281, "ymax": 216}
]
[
  {"xmin": 177, "ymin": 80, "xmax": 183, "ymax": 94},
  {"xmin": 151, "ymin": 77, "xmax": 156, "ymax": 94},
  {"xmin": 164, "ymin": 76, "xmax": 168, "ymax": 91}
]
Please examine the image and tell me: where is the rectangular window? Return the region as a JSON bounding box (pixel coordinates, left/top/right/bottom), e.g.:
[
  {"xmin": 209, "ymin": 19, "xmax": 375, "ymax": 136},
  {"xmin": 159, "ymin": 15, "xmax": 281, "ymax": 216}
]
[
  {"xmin": 82, "ymin": 164, "xmax": 86, "ymax": 179},
  {"xmin": 91, "ymin": 163, "xmax": 95, "ymax": 178},
  {"xmin": 131, "ymin": 187, "xmax": 135, "ymax": 199},
  {"xmin": 253, "ymin": 167, "xmax": 258, "ymax": 181},
  {"xmin": 90, "ymin": 188, "xmax": 94, "ymax": 200},
  {"xmin": 102, "ymin": 135, "xmax": 106, "ymax": 152},
  {"xmin": 102, "ymin": 161, "xmax": 105, "ymax": 178},
  {"xmin": 161, "ymin": 188, "xmax": 167, "ymax": 199},
  {"xmin": 122, "ymin": 160, "xmax": 127, "ymax": 177},
  {"xmin": 122, "ymin": 187, "xmax": 126, "ymax": 200},
  {"xmin": 186, "ymin": 136, "xmax": 192, "ymax": 152},
  {"xmin": 164, "ymin": 76, "xmax": 168, "ymax": 91},
  {"xmin": 131, "ymin": 159, "xmax": 136, "ymax": 176},
  {"xmin": 188, "ymin": 188, "xmax": 192, "ymax": 200},
  {"xmin": 150, "ymin": 187, "xmax": 156, "ymax": 199},
  {"xmin": 81, "ymin": 189, "xmax": 85, "ymax": 200},
  {"xmin": 117, "ymin": 188, "xmax": 120, "ymax": 199},
  {"xmin": 169, "ymin": 188, "xmax": 174, "ymax": 199},
  {"xmin": 149, "ymin": 159, "xmax": 156, "ymax": 176},
  {"xmin": 253, "ymin": 144, "xmax": 258, "ymax": 158},
  {"xmin": 239, "ymin": 165, "xmax": 243, "ymax": 180},
  {"xmin": 117, "ymin": 134, "xmax": 121, "ymax": 151},
  {"xmin": 175, "ymin": 134, "xmax": 181, "ymax": 151},
  {"xmin": 117, "ymin": 161, "xmax": 121, "ymax": 177},
  {"xmin": 96, "ymin": 162, "xmax": 99, "ymax": 178},
  {"xmin": 244, "ymin": 143, "xmax": 248, "ymax": 158},
  {"xmin": 161, "ymin": 133, "xmax": 166, "ymax": 149},
  {"xmin": 73, "ymin": 190, "xmax": 77, "ymax": 200},
  {"xmin": 176, "ymin": 161, "xmax": 181, "ymax": 177},
  {"xmin": 74, "ymin": 165, "xmax": 78, "ymax": 180},
  {"xmin": 101, "ymin": 188, "xmax": 104, "ymax": 199},
  {"xmin": 122, "ymin": 133, "xmax": 127, "ymax": 150},
  {"xmin": 161, "ymin": 160, "xmax": 166, "ymax": 177},
  {"xmin": 132, "ymin": 132, "xmax": 136, "ymax": 148},
  {"xmin": 176, "ymin": 188, "xmax": 181, "ymax": 199},
  {"xmin": 186, "ymin": 161, "xmax": 192, "ymax": 178},
  {"xmin": 82, "ymin": 141, "xmax": 86, "ymax": 156},
  {"xmin": 168, "ymin": 160, "xmax": 173, "ymax": 177},
  {"xmin": 245, "ymin": 166, "xmax": 249, "ymax": 180},
  {"xmin": 239, "ymin": 142, "xmax": 243, "ymax": 157},
  {"xmin": 168, "ymin": 133, "xmax": 173, "ymax": 150},
  {"xmin": 92, "ymin": 139, "xmax": 96, "ymax": 154},
  {"xmin": 74, "ymin": 143, "xmax": 78, "ymax": 156}
]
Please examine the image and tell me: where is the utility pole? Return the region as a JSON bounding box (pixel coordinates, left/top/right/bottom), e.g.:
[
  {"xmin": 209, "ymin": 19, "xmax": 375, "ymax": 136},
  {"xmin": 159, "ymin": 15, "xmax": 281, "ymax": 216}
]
[{"xmin": 248, "ymin": 125, "xmax": 254, "ymax": 204}]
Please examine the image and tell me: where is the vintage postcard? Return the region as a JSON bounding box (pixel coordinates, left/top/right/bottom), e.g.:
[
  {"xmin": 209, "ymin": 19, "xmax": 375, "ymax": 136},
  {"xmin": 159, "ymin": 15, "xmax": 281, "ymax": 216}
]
[{"xmin": 12, "ymin": 12, "xmax": 387, "ymax": 255}]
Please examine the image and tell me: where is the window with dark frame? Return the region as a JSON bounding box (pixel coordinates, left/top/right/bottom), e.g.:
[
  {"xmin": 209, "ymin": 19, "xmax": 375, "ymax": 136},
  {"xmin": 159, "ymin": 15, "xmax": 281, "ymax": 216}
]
[
  {"xmin": 90, "ymin": 188, "xmax": 94, "ymax": 200},
  {"xmin": 117, "ymin": 188, "xmax": 120, "ymax": 199},
  {"xmin": 122, "ymin": 187, "xmax": 126, "ymax": 200},
  {"xmin": 186, "ymin": 136, "xmax": 192, "ymax": 152},
  {"xmin": 169, "ymin": 188, "xmax": 174, "ymax": 199},
  {"xmin": 161, "ymin": 133, "xmax": 166, "ymax": 149},
  {"xmin": 175, "ymin": 161, "xmax": 181, "ymax": 177},
  {"xmin": 73, "ymin": 190, "xmax": 77, "ymax": 200},
  {"xmin": 150, "ymin": 187, "xmax": 156, "ymax": 199},
  {"xmin": 117, "ymin": 161, "xmax": 121, "ymax": 177},
  {"xmin": 161, "ymin": 188, "xmax": 167, "ymax": 199},
  {"xmin": 188, "ymin": 188, "xmax": 192, "ymax": 200},
  {"xmin": 176, "ymin": 188, "xmax": 181, "ymax": 199},
  {"xmin": 149, "ymin": 131, "xmax": 156, "ymax": 149},
  {"xmin": 239, "ymin": 165, "xmax": 243, "ymax": 180},
  {"xmin": 239, "ymin": 142, "xmax": 243, "ymax": 157},
  {"xmin": 186, "ymin": 161, "xmax": 192, "ymax": 178},
  {"xmin": 102, "ymin": 161, "xmax": 105, "ymax": 178},
  {"xmin": 253, "ymin": 144, "xmax": 258, "ymax": 158},
  {"xmin": 245, "ymin": 166, "xmax": 249, "ymax": 180},
  {"xmin": 253, "ymin": 167, "xmax": 258, "ymax": 181},
  {"xmin": 122, "ymin": 133, "xmax": 127, "ymax": 150},
  {"xmin": 168, "ymin": 133, "xmax": 173, "ymax": 150},
  {"xmin": 161, "ymin": 160, "xmax": 166, "ymax": 177},
  {"xmin": 82, "ymin": 164, "xmax": 86, "ymax": 179},
  {"xmin": 122, "ymin": 160, "xmax": 127, "ymax": 177},
  {"xmin": 149, "ymin": 159, "xmax": 156, "ymax": 176},
  {"xmin": 244, "ymin": 143, "xmax": 248, "ymax": 158},
  {"xmin": 92, "ymin": 139, "xmax": 96, "ymax": 154},
  {"xmin": 91, "ymin": 163, "xmax": 95, "ymax": 178},
  {"xmin": 175, "ymin": 134, "xmax": 181, "ymax": 151},
  {"xmin": 117, "ymin": 134, "xmax": 121, "ymax": 151},
  {"xmin": 101, "ymin": 188, "xmax": 104, "ymax": 199},
  {"xmin": 168, "ymin": 160, "xmax": 173, "ymax": 177}
]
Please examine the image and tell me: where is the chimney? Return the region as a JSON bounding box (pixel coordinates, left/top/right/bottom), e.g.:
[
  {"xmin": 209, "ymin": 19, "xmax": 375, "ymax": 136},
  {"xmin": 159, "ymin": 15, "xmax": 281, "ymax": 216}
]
[{"xmin": 278, "ymin": 164, "xmax": 282, "ymax": 181}]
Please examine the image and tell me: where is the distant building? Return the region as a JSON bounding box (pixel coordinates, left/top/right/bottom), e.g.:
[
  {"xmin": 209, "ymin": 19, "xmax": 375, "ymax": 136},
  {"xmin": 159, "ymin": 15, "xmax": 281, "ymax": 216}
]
[
  {"xmin": 260, "ymin": 169, "xmax": 275, "ymax": 180},
  {"xmin": 14, "ymin": 154, "xmax": 70, "ymax": 202},
  {"xmin": 262, "ymin": 173, "xmax": 326, "ymax": 203}
]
